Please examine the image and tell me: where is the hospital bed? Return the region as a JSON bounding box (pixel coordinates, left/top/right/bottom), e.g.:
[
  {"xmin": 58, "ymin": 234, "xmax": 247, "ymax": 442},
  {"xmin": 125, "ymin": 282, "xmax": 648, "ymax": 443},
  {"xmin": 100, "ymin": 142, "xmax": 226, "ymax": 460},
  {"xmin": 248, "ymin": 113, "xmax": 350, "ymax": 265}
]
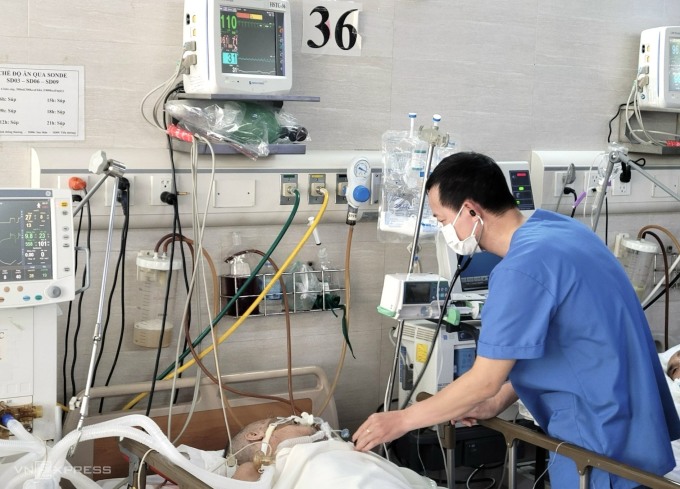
[{"xmin": 62, "ymin": 366, "xmax": 339, "ymax": 484}]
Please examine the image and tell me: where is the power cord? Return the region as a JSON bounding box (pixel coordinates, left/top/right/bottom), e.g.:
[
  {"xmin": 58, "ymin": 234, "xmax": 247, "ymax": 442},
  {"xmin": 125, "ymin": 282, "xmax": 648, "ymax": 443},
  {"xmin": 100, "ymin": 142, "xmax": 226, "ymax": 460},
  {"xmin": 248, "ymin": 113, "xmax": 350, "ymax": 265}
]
[
  {"xmin": 92, "ymin": 178, "xmax": 132, "ymax": 412},
  {"xmin": 399, "ymin": 254, "xmax": 473, "ymax": 410}
]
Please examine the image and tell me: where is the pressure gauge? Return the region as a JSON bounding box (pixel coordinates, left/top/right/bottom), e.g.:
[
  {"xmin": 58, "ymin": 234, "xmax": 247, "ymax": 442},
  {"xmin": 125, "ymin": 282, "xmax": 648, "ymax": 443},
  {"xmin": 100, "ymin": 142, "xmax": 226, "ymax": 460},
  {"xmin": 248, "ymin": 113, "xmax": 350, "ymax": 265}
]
[{"xmin": 353, "ymin": 159, "xmax": 370, "ymax": 178}]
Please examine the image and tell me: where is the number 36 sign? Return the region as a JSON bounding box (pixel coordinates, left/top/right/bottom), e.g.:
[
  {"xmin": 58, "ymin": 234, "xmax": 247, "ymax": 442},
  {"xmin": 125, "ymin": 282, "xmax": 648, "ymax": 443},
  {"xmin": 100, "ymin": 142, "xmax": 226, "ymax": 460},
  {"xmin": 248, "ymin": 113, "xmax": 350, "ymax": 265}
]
[{"xmin": 302, "ymin": 1, "xmax": 362, "ymax": 56}]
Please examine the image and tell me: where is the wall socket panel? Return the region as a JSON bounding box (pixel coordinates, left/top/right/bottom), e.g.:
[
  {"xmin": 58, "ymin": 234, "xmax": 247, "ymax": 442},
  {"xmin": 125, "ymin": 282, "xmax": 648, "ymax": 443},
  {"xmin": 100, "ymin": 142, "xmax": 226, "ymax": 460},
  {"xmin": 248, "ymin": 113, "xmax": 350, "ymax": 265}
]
[
  {"xmin": 32, "ymin": 148, "xmax": 384, "ymax": 228},
  {"xmin": 149, "ymin": 174, "xmax": 174, "ymax": 205},
  {"xmin": 531, "ymin": 151, "xmax": 680, "ymax": 213}
]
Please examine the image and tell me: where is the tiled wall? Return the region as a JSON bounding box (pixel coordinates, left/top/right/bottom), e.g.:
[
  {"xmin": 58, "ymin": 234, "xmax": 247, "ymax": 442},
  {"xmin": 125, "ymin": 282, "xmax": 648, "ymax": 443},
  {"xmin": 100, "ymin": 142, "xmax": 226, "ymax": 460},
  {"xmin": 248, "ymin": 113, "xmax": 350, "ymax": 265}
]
[{"xmin": 2, "ymin": 0, "xmax": 680, "ymax": 434}]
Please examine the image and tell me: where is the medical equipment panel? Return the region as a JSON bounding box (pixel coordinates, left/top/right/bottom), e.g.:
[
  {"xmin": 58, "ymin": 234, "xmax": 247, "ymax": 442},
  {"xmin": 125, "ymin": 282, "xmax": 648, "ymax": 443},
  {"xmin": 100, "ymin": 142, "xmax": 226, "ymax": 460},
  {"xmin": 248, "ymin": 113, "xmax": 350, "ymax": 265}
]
[
  {"xmin": 398, "ymin": 320, "xmax": 477, "ymax": 408},
  {"xmin": 0, "ymin": 188, "xmax": 75, "ymax": 307},
  {"xmin": 0, "ymin": 188, "xmax": 75, "ymax": 445},
  {"xmin": 378, "ymin": 273, "xmax": 448, "ymax": 320},
  {"xmin": 638, "ymin": 26, "xmax": 680, "ymax": 109}
]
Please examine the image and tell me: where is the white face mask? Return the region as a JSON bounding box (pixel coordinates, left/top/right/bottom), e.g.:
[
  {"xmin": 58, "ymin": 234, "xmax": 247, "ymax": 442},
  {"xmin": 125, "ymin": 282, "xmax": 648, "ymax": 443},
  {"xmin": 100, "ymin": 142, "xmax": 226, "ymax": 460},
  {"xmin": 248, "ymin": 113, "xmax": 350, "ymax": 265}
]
[
  {"xmin": 674, "ymin": 378, "xmax": 680, "ymax": 387},
  {"xmin": 440, "ymin": 206, "xmax": 483, "ymax": 256}
]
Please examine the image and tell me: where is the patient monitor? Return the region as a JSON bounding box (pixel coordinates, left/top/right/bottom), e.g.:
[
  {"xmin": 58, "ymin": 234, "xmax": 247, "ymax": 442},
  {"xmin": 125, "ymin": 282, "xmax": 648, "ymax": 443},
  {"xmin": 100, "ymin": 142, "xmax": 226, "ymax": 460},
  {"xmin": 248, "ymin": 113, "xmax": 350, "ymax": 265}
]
[
  {"xmin": 638, "ymin": 26, "xmax": 680, "ymax": 109},
  {"xmin": 182, "ymin": 0, "xmax": 293, "ymax": 95},
  {"xmin": 0, "ymin": 189, "xmax": 75, "ymax": 445}
]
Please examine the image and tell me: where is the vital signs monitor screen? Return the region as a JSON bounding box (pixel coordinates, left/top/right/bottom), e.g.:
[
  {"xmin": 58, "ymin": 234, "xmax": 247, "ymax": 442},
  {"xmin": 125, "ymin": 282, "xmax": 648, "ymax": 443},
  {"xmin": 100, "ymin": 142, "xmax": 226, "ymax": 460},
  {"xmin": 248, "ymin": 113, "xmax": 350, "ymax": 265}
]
[
  {"xmin": 670, "ymin": 37, "xmax": 680, "ymax": 92},
  {"xmin": 219, "ymin": 6, "xmax": 285, "ymax": 77},
  {"xmin": 0, "ymin": 199, "xmax": 53, "ymax": 282}
]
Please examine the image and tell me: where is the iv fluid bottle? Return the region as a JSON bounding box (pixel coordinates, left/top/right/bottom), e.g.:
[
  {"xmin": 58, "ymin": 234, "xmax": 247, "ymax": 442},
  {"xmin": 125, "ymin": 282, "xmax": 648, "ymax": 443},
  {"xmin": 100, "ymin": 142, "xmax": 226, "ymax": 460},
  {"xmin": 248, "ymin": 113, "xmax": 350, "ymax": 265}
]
[
  {"xmin": 260, "ymin": 261, "xmax": 282, "ymax": 314},
  {"xmin": 134, "ymin": 250, "xmax": 181, "ymax": 348},
  {"xmin": 317, "ymin": 246, "xmax": 340, "ymax": 292}
]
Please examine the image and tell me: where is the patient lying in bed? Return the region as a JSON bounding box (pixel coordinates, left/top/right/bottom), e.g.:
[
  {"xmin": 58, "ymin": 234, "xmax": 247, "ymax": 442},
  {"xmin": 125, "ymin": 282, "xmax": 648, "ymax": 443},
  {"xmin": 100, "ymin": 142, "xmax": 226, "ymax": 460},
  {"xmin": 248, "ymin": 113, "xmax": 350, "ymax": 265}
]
[
  {"xmin": 226, "ymin": 416, "xmax": 436, "ymax": 488},
  {"xmin": 100, "ymin": 414, "xmax": 437, "ymax": 489},
  {"xmin": 667, "ymin": 350, "xmax": 680, "ymax": 381},
  {"xmin": 659, "ymin": 347, "xmax": 680, "ymax": 482}
]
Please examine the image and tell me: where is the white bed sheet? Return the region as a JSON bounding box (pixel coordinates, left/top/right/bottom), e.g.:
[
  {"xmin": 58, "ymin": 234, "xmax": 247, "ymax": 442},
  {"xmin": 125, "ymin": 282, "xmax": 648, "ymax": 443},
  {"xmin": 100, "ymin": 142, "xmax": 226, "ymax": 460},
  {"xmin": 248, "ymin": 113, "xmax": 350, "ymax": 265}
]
[{"xmin": 98, "ymin": 439, "xmax": 439, "ymax": 489}]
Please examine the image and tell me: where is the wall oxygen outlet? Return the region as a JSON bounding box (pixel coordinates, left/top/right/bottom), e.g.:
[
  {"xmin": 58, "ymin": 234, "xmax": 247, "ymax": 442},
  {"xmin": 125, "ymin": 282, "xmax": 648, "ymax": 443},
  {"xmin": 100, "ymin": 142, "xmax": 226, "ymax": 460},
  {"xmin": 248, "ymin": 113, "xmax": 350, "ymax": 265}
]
[{"xmin": 150, "ymin": 174, "xmax": 174, "ymax": 205}]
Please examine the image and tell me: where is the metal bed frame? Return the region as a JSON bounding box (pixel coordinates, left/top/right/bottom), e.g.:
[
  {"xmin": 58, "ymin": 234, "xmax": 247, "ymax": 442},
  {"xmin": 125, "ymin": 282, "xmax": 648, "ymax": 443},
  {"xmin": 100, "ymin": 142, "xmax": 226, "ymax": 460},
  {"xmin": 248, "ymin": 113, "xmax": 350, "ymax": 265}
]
[{"xmin": 439, "ymin": 417, "xmax": 680, "ymax": 489}]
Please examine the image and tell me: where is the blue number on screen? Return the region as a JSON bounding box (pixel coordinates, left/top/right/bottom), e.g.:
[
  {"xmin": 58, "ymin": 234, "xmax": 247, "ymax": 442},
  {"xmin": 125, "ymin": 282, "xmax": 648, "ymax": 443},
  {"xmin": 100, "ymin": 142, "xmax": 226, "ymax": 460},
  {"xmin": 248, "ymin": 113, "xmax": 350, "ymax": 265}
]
[{"xmin": 223, "ymin": 52, "xmax": 238, "ymax": 65}]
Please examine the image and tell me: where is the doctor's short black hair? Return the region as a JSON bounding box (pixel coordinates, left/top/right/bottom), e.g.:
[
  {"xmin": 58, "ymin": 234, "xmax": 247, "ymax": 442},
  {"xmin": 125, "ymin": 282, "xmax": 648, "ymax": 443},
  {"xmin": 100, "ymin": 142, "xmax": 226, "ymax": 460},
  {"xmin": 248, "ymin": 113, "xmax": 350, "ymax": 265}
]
[{"xmin": 425, "ymin": 151, "xmax": 518, "ymax": 215}]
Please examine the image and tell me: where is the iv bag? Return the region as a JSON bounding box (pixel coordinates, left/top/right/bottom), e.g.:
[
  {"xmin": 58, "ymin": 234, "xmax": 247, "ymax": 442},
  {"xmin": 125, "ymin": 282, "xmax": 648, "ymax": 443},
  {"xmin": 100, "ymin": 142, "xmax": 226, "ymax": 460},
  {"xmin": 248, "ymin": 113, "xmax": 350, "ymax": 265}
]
[{"xmin": 377, "ymin": 130, "xmax": 459, "ymax": 243}]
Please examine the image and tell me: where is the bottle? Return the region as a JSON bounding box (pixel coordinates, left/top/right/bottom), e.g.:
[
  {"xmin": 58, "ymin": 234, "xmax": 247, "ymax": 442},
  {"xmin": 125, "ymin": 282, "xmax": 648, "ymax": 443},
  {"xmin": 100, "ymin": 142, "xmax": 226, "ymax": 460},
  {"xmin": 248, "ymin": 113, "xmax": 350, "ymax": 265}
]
[
  {"xmin": 406, "ymin": 113, "xmax": 427, "ymax": 191},
  {"xmin": 221, "ymin": 232, "xmax": 259, "ymax": 316},
  {"xmin": 260, "ymin": 260, "xmax": 282, "ymax": 314},
  {"xmin": 317, "ymin": 246, "xmax": 339, "ymax": 293}
]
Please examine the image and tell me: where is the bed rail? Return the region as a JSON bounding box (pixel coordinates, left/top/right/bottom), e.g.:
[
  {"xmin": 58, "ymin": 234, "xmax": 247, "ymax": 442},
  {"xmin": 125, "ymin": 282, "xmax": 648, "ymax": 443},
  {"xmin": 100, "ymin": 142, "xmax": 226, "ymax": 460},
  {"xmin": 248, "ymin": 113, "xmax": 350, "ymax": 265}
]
[{"xmin": 478, "ymin": 417, "xmax": 680, "ymax": 489}]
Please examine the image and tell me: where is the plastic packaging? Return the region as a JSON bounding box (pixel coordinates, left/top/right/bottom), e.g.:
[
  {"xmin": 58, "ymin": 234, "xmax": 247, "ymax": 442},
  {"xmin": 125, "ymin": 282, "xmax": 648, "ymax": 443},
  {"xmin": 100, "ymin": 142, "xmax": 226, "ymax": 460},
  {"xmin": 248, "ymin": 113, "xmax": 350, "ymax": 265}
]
[
  {"xmin": 284, "ymin": 261, "xmax": 321, "ymax": 311},
  {"xmin": 165, "ymin": 100, "xmax": 309, "ymax": 160}
]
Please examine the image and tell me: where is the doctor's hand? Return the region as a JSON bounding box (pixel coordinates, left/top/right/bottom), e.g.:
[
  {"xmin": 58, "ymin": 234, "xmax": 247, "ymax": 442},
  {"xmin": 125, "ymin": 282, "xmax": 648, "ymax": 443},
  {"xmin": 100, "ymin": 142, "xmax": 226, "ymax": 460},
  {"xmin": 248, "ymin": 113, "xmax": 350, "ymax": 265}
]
[{"xmin": 352, "ymin": 410, "xmax": 409, "ymax": 452}]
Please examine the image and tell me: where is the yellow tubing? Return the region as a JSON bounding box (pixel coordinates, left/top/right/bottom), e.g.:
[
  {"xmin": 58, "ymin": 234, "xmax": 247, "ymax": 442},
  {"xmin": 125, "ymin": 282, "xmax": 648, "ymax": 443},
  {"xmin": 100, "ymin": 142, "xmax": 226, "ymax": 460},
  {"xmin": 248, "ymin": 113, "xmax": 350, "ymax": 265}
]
[{"xmin": 122, "ymin": 189, "xmax": 330, "ymax": 411}]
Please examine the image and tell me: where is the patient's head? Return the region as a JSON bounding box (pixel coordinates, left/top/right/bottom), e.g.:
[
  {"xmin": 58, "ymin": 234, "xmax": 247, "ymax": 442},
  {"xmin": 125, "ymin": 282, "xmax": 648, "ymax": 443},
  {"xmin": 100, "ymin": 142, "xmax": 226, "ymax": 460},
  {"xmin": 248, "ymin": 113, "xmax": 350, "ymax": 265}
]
[
  {"xmin": 229, "ymin": 418, "xmax": 317, "ymax": 464},
  {"xmin": 667, "ymin": 350, "xmax": 680, "ymax": 381}
]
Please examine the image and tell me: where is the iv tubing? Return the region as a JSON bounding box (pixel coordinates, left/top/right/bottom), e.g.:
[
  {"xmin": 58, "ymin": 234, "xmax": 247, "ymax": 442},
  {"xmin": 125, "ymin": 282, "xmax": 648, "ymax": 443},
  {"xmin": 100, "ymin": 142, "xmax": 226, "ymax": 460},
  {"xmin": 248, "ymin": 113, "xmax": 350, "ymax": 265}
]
[
  {"xmin": 640, "ymin": 225, "xmax": 680, "ymax": 307},
  {"xmin": 123, "ymin": 189, "xmax": 328, "ymax": 411},
  {"xmin": 4, "ymin": 415, "xmax": 264, "ymax": 489}
]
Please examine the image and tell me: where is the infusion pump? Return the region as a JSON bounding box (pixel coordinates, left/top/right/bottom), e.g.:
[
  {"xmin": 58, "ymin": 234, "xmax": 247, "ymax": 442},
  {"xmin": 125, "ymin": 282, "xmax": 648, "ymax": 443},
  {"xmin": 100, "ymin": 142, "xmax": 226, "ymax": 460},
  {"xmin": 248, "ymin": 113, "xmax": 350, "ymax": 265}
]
[{"xmin": 378, "ymin": 273, "xmax": 449, "ymax": 320}]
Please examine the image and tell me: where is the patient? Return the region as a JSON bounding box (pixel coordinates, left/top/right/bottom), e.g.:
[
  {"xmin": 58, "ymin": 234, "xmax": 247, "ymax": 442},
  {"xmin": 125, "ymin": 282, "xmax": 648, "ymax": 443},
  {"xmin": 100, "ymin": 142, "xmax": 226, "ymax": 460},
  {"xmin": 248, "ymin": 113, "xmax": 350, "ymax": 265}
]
[
  {"xmin": 228, "ymin": 417, "xmax": 317, "ymax": 481},
  {"xmin": 226, "ymin": 415, "xmax": 435, "ymax": 488},
  {"xmin": 668, "ymin": 350, "xmax": 680, "ymax": 381}
]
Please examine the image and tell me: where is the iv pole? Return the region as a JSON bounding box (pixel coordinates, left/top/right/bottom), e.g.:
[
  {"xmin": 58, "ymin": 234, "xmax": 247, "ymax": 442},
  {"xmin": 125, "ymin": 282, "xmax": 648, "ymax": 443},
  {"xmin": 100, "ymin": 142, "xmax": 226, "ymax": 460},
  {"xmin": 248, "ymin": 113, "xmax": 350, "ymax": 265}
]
[
  {"xmin": 591, "ymin": 143, "xmax": 680, "ymax": 233},
  {"xmin": 70, "ymin": 151, "xmax": 127, "ymax": 439},
  {"xmin": 382, "ymin": 115, "xmax": 450, "ymax": 469}
]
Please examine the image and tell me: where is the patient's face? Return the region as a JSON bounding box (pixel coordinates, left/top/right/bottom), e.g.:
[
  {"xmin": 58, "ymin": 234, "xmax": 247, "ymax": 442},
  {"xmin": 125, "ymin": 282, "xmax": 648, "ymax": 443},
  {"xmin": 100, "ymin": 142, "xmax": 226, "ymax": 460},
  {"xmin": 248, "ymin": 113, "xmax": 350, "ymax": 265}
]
[{"xmin": 667, "ymin": 351, "xmax": 680, "ymax": 380}]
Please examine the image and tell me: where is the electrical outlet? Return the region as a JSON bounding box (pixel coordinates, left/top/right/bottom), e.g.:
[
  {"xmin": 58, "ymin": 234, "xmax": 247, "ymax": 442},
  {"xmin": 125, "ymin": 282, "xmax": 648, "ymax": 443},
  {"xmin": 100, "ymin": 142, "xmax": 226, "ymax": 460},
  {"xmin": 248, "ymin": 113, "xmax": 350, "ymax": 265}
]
[
  {"xmin": 150, "ymin": 174, "xmax": 174, "ymax": 206},
  {"xmin": 584, "ymin": 171, "xmax": 600, "ymax": 193},
  {"xmin": 611, "ymin": 180, "xmax": 631, "ymax": 196},
  {"xmin": 104, "ymin": 176, "xmax": 135, "ymax": 206}
]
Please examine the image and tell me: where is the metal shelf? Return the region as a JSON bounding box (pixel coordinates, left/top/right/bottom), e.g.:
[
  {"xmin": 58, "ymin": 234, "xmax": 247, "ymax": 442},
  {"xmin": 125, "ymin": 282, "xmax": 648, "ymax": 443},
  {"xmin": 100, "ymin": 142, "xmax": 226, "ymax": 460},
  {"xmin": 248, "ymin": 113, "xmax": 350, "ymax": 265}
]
[{"xmin": 219, "ymin": 269, "xmax": 345, "ymax": 317}]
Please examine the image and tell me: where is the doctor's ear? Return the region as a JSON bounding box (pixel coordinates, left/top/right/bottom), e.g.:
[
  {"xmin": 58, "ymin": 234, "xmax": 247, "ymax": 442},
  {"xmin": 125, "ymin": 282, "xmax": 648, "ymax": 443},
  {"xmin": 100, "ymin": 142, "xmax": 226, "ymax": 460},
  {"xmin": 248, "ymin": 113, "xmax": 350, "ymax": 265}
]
[{"xmin": 469, "ymin": 209, "xmax": 476, "ymax": 217}]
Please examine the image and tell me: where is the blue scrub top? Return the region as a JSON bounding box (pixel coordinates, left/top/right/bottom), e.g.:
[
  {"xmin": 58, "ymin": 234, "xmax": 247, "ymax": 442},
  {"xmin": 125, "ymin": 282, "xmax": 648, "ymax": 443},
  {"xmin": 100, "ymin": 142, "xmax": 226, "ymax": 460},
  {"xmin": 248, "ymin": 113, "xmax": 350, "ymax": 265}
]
[{"xmin": 477, "ymin": 209, "xmax": 680, "ymax": 489}]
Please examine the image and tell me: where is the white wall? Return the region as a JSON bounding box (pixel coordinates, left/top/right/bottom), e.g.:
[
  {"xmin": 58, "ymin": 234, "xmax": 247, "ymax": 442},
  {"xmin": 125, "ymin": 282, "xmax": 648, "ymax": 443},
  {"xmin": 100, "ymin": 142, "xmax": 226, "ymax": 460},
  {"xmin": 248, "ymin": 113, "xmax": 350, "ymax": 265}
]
[{"xmin": 2, "ymin": 0, "xmax": 680, "ymax": 435}]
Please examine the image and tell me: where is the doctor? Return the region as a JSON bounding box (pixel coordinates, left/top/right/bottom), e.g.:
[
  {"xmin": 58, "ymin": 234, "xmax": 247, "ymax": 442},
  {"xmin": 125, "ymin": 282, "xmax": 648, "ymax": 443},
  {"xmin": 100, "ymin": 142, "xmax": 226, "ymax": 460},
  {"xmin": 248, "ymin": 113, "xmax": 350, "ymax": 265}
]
[{"xmin": 353, "ymin": 152, "xmax": 680, "ymax": 489}]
